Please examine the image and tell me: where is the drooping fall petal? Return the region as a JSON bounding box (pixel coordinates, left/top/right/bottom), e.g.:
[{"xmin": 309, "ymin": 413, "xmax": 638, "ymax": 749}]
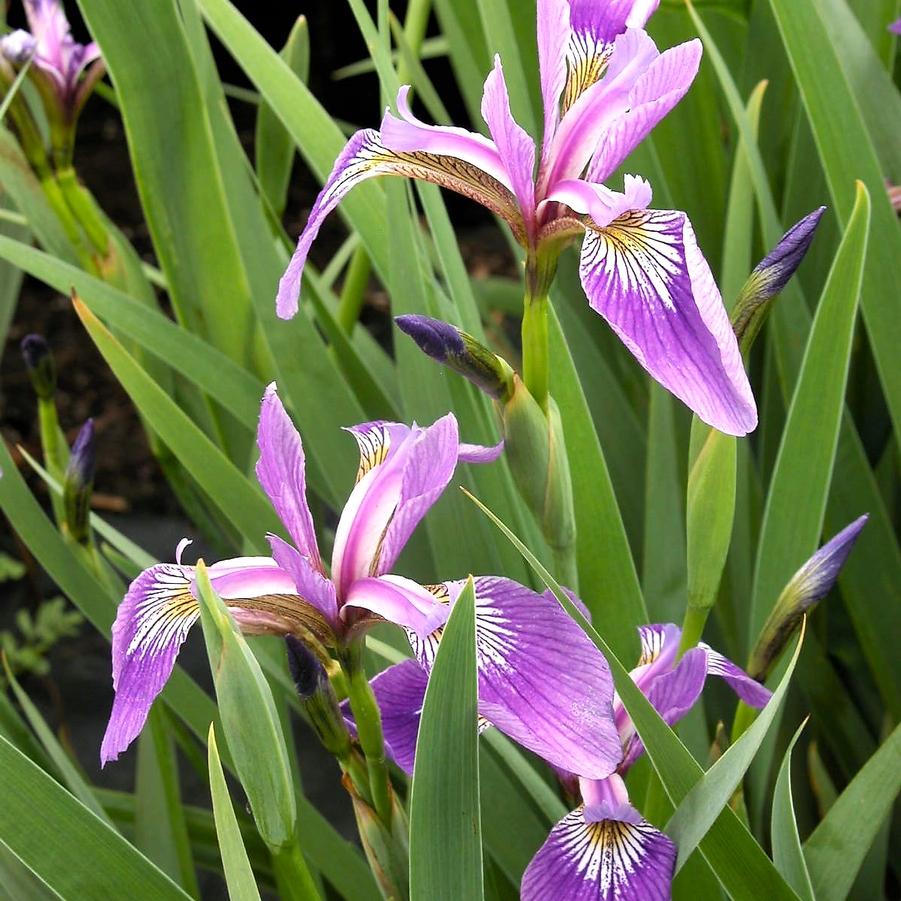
[{"xmin": 579, "ymin": 206, "xmax": 757, "ymax": 435}]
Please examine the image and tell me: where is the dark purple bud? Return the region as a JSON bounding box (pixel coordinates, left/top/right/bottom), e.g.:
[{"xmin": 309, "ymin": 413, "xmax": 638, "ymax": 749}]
[
  {"xmin": 395, "ymin": 314, "xmax": 466, "ymax": 362},
  {"xmin": 395, "ymin": 314, "xmax": 514, "ymax": 401},
  {"xmin": 732, "ymin": 207, "xmax": 826, "ymax": 352},
  {"xmin": 286, "ymin": 634, "xmax": 327, "ymax": 700},
  {"xmin": 20, "ymin": 333, "xmax": 56, "ymax": 399},
  {"xmin": 64, "ymin": 419, "xmax": 95, "ymax": 544},
  {"xmin": 749, "ymin": 514, "xmax": 868, "ymax": 680},
  {"xmin": 285, "ymin": 636, "xmax": 351, "ymax": 757}
]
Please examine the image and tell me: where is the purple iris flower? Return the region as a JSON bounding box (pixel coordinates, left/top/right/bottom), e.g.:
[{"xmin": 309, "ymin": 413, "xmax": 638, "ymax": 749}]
[
  {"xmin": 0, "ymin": 0, "xmax": 103, "ymax": 121},
  {"xmin": 889, "ymin": 18, "xmax": 901, "ymax": 35},
  {"xmin": 101, "ymin": 385, "xmax": 621, "ymax": 780},
  {"xmin": 520, "ymin": 622, "xmax": 770, "ymax": 900},
  {"xmin": 277, "ymin": 0, "xmax": 755, "ymax": 436}
]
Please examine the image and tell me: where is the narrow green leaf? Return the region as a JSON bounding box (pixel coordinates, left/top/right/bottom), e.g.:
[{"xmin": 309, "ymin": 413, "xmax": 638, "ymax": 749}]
[
  {"xmin": 547, "ymin": 303, "xmax": 647, "ymax": 658},
  {"xmin": 195, "ymin": 563, "xmax": 296, "ymax": 850},
  {"xmin": 255, "ymin": 15, "xmax": 308, "ymax": 219},
  {"xmin": 666, "ymin": 626, "xmax": 804, "ymax": 867},
  {"xmin": 3, "ymin": 660, "xmax": 112, "ymax": 826},
  {"xmin": 768, "ymin": 0, "xmax": 901, "ymax": 441},
  {"xmin": 74, "ymin": 299, "xmax": 279, "ymax": 551},
  {"xmin": 135, "ymin": 709, "xmax": 200, "ymax": 896},
  {"xmin": 208, "ymin": 724, "xmax": 262, "ymax": 901},
  {"xmin": 771, "ymin": 721, "xmax": 816, "ymax": 901},
  {"xmin": 409, "ymin": 577, "xmax": 483, "ymax": 900},
  {"xmin": 0, "ymin": 735, "xmax": 191, "ymax": 899},
  {"xmin": 750, "ymin": 183, "xmax": 870, "ymax": 639},
  {"xmin": 804, "ymin": 722, "xmax": 901, "ymax": 901}
]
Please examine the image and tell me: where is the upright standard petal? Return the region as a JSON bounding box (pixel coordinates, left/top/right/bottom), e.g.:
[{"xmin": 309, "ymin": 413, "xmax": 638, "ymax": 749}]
[
  {"xmin": 521, "ymin": 801, "xmax": 676, "ymax": 901},
  {"xmin": 536, "ymin": 0, "xmax": 571, "ymax": 159},
  {"xmin": 256, "ymin": 384, "xmax": 321, "ymax": 567},
  {"xmin": 277, "ymin": 128, "xmax": 525, "ymax": 318},
  {"xmin": 410, "ymin": 577, "xmax": 622, "ymax": 780},
  {"xmin": 546, "ymin": 28, "xmax": 658, "ymax": 187},
  {"xmin": 568, "ymin": 0, "xmax": 660, "ymax": 42},
  {"xmin": 587, "ymin": 39, "xmax": 702, "ymax": 184},
  {"xmin": 267, "ymin": 535, "xmax": 339, "ymax": 627},
  {"xmin": 481, "ymin": 56, "xmax": 536, "ymax": 232},
  {"xmin": 579, "ymin": 206, "xmax": 757, "ymax": 434}
]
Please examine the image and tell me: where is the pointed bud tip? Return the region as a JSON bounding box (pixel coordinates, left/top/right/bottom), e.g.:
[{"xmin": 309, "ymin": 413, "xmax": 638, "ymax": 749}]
[
  {"xmin": 20, "ymin": 333, "xmax": 49, "ymax": 369},
  {"xmin": 751, "ymin": 206, "xmax": 826, "ymax": 297},
  {"xmin": 67, "ymin": 419, "xmax": 96, "ymax": 484},
  {"xmin": 394, "ymin": 314, "xmax": 464, "ymax": 361}
]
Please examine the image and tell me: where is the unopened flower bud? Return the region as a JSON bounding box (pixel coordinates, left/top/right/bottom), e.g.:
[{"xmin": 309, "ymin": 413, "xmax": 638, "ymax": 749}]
[
  {"xmin": 20, "ymin": 334, "xmax": 56, "ymax": 399},
  {"xmin": 732, "ymin": 207, "xmax": 826, "ymax": 353},
  {"xmin": 63, "ymin": 419, "xmax": 95, "ymax": 544},
  {"xmin": 0, "ymin": 30, "xmax": 36, "ymax": 66},
  {"xmin": 395, "ymin": 314, "xmax": 514, "ymax": 402},
  {"xmin": 285, "ymin": 635, "xmax": 352, "ymax": 759},
  {"xmin": 502, "ymin": 377, "xmax": 575, "ymax": 555},
  {"xmin": 749, "ymin": 514, "xmax": 868, "ymax": 680}
]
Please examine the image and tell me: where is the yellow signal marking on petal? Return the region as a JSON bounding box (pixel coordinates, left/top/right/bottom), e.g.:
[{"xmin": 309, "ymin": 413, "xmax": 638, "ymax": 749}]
[
  {"xmin": 562, "ymin": 32, "xmax": 613, "ymax": 114},
  {"xmin": 638, "ymin": 628, "xmax": 667, "ymax": 666},
  {"xmin": 352, "ymin": 424, "xmax": 391, "ymax": 482},
  {"xmin": 584, "ymin": 210, "xmax": 684, "ymax": 313}
]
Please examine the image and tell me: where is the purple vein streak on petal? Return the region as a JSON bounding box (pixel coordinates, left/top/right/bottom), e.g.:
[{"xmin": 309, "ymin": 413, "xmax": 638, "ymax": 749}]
[
  {"xmin": 521, "ymin": 802, "xmax": 676, "ymax": 901},
  {"xmin": 451, "ymin": 576, "xmax": 622, "ymax": 780},
  {"xmin": 579, "ymin": 207, "xmax": 757, "ymax": 435}
]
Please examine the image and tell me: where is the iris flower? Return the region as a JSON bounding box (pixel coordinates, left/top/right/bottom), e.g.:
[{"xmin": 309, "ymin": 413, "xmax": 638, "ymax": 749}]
[
  {"xmin": 102, "ymin": 385, "xmax": 621, "ymax": 780},
  {"xmin": 277, "ymin": 0, "xmax": 755, "ymax": 436},
  {"xmin": 521, "ymin": 622, "xmax": 770, "ymax": 900},
  {"xmin": 0, "ymin": 0, "xmax": 103, "ymax": 124}
]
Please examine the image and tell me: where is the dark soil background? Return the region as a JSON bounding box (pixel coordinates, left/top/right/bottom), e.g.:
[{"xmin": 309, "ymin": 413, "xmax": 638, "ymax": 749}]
[{"xmin": 0, "ymin": 3, "xmax": 514, "ymax": 896}]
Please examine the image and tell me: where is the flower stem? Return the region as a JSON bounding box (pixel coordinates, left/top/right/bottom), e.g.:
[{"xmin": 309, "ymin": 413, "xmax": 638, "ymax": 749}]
[
  {"xmin": 677, "ymin": 604, "xmax": 710, "ymax": 658},
  {"xmin": 56, "ymin": 166, "xmax": 110, "ymax": 256},
  {"xmin": 271, "ymin": 840, "xmax": 321, "ymax": 901},
  {"xmin": 521, "ymin": 251, "xmax": 557, "ymax": 413},
  {"xmin": 342, "ymin": 641, "xmax": 392, "ymax": 826}
]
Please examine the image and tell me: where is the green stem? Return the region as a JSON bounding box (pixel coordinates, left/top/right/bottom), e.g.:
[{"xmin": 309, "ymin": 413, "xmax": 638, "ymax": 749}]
[
  {"xmin": 521, "ymin": 252, "xmax": 557, "ymax": 413},
  {"xmin": 56, "ymin": 166, "xmax": 110, "ymax": 255},
  {"xmin": 37, "ymin": 398, "xmax": 67, "ymax": 527},
  {"xmin": 271, "ymin": 840, "xmax": 321, "ymax": 901},
  {"xmin": 336, "ymin": 246, "xmax": 372, "ymax": 333},
  {"xmin": 677, "ymin": 604, "xmax": 711, "ymax": 658},
  {"xmin": 342, "ymin": 642, "xmax": 392, "ymax": 825},
  {"xmin": 731, "ymin": 701, "xmax": 758, "ymax": 743},
  {"xmin": 39, "ymin": 174, "xmax": 92, "ymax": 268}
]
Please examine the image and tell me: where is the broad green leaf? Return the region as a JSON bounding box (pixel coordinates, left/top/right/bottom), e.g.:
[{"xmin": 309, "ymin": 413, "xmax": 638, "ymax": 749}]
[
  {"xmin": 3, "ymin": 660, "xmax": 112, "ymax": 827},
  {"xmin": 750, "ymin": 183, "xmax": 869, "ymax": 639},
  {"xmin": 768, "ymin": 0, "xmax": 901, "ymax": 442},
  {"xmin": 465, "ymin": 491, "xmax": 800, "ymax": 900},
  {"xmin": 135, "ymin": 709, "xmax": 200, "ymax": 895},
  {"xmin": 804, "ymin": 722, "xmax": 901, "ymax": 901},
  {"xmin": 255, "ymin": 15, "xmax": 309, "ymax": 219},
  {"xmin": 666, "ymin": 626, "xmax": 804, "ymax": 866},
  {"xmin": 771, "ymin": 721, "xmax": 815, "ymax": 901},
  {"xmin": 74, "ymin": 299, "xmax": 280, "ymax": 551},
  {"xmin": 409, "ymin": 577, "xmax": 483, "ymax": 900},
  {"xmin": 0, "ymin": 735, "xmax": 191, "ymax": 899},
  {"xmin": 195, "ymin": 563, "xmax": 296, "ymax": 850},
  {"xmin": 208, "ymin": 725, "xmax": 262, "ymax": 901}
]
